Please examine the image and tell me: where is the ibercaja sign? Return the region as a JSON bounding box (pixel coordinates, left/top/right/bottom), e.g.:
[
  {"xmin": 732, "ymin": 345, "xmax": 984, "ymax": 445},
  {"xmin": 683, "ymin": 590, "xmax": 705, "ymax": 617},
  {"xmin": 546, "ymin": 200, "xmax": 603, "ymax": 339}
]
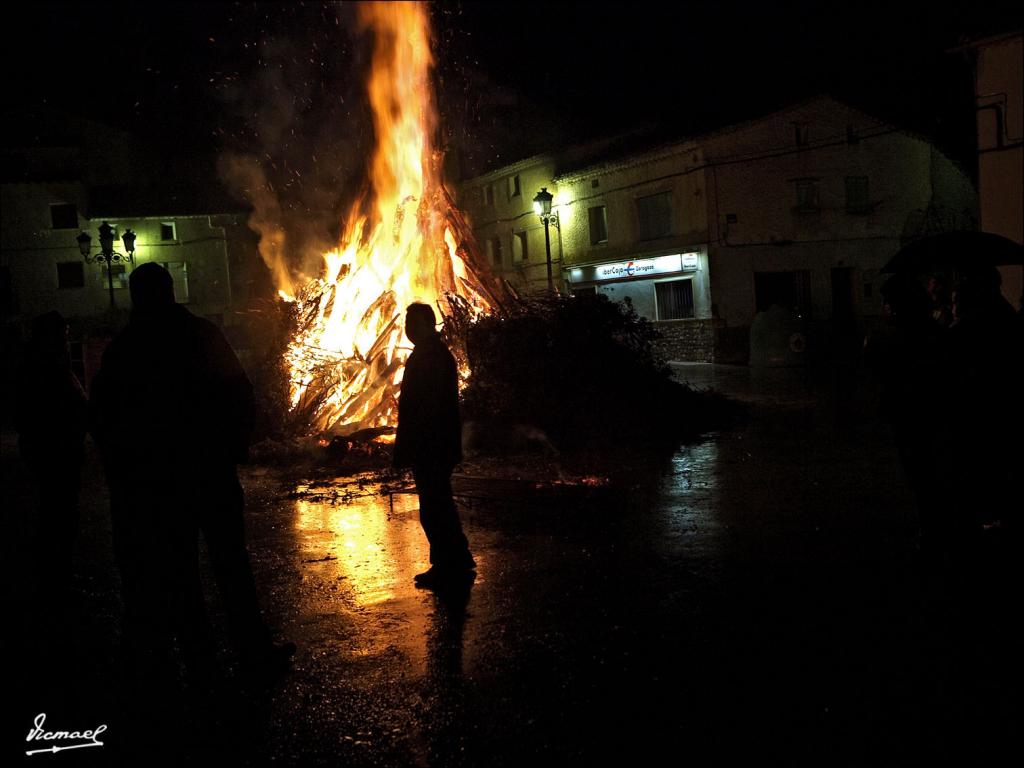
[{"xmin": 570, "ymin": 252, "xmax": 699, "ymax": 284}]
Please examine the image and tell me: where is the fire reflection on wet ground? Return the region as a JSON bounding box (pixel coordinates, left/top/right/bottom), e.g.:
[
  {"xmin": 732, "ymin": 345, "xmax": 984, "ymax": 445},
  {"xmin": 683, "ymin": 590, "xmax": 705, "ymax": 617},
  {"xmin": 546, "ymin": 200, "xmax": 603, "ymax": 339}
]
[
  {"xmin": 292, "ymin": 477, "xmax": 430, "ymax": 607},
  {"xmin": 287, "ymin": 475, "xmax": 463, "ymax": 677}
]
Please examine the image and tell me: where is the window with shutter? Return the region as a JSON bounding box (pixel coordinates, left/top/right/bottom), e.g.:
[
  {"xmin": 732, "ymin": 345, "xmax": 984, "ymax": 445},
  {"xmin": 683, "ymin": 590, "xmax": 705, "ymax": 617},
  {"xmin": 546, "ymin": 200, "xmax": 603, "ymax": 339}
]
[{"xmin": 636, "ymin": 192, "xmax": 673, "ymax": 241}]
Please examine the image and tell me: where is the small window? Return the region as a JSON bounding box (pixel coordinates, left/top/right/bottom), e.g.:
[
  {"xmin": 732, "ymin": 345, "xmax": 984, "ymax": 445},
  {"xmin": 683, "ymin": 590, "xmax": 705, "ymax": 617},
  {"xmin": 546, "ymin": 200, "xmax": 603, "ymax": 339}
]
[
  {"xmin": 793, "ymin": 122, "xmax": 810, "ymax": 146},
  {"xmin": 104, "ymin": 263, "xmax": 128, "ymax": 289},
  {"xmin": 513, "ymin": 231, "xmax": 528, "ymax": 262},
  {"xmin": 636, "ymin": 192, "xmax": 673, "ymax": 241},
  {"xmin": 507, "ymin": 174, "xmax": 521, "ymax": 199},
  {"xmin": 794, "ymin": 179, "xmax": 819, "ymax": 212},
  {"xmin": 57, "ymin": 262, "xmax": 85, "ymax": 289},
  {"xmin": 484, "ymin": 184, "xmax": 494, "ymax": 207},
  {"xmin": 160, "ymin": 222, "xmax": 176, "ymax": 241},
  {"xmin": 485, "ymin": 237, "xmax": 503, "ymax": 268},
  {"xmin": 845, "ymin": 176, "xmax": 870, "ymax": 214},
  {"xmin": 50, "ymin": 203, "xmax": 79, "ymax": 230},
  {"xmin": 588, "ymin": 206, "xmax": 608, "ymax": 245},
  {"xmin": 656, "ymin": 279, "xmax": 695, "ymax": 320}
]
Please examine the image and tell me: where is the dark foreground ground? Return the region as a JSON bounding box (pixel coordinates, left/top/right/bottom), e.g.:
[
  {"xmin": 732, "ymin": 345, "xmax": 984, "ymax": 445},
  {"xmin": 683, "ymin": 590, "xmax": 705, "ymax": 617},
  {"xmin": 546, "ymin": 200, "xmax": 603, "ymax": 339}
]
[{"xmin": 3, "ymin": 363, "xmax": 1016, "ymax": 767}]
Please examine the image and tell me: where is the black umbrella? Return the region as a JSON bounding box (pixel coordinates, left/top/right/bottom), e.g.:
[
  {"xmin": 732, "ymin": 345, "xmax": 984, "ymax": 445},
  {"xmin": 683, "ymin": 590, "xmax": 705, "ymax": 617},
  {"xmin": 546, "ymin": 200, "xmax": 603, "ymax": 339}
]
[{"xmin": 882, "ymin": 231, "xmax": 1024, "ymax": 274}]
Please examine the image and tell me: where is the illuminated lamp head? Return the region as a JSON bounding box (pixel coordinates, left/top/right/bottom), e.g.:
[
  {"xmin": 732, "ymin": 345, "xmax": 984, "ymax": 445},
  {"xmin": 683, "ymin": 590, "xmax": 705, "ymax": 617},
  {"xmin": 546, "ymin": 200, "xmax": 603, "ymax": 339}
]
[
  {"xmin": 405, "ymin": 302, "xmax": 438, "ymax": 345},
  {"xmin": 129, "ymin": 262, "xmax": 175, "ymax": 314}
]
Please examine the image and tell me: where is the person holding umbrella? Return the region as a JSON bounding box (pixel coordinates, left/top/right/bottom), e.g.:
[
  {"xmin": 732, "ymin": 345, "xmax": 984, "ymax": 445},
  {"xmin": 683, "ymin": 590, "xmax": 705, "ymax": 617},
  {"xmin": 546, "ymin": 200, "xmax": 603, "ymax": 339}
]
[
  {"xmin": 879, "ymin": 232, "xmax": 1024, "ymax": 545},
  {"xmin": 946, "ymin": 266, "xmax": 1021, "ymax": 537}
]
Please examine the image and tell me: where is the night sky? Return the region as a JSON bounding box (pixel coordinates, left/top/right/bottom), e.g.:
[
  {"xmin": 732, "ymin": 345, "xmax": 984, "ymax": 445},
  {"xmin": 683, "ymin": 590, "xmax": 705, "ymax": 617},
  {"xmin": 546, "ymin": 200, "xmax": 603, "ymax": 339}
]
[{"xmin": 6, "ymin": 1, "xmax": 1020, "ymax": 183}]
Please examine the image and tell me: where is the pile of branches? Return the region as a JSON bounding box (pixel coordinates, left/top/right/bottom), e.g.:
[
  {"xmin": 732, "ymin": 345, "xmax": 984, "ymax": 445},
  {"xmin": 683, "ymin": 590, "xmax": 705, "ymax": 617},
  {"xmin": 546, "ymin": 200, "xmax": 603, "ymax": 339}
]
[
  {"xmin": 287, "ymin": 279, "xmax": 405, "ymax": 435},
  {"xmin": 278, "ymin": 186, "xmax": 519, "ymax": 438},
  {"xmin": 457, "ymin": 293, "xmax": 739, "ymax": 451}
]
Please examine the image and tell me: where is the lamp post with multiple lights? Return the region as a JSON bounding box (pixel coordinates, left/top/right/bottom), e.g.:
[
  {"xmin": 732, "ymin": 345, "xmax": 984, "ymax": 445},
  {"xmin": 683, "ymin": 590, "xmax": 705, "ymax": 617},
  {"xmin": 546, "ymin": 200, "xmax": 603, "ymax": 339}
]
[{"xmin": 77, "ymin": 221, "xmax": 136, "ymax": 309}]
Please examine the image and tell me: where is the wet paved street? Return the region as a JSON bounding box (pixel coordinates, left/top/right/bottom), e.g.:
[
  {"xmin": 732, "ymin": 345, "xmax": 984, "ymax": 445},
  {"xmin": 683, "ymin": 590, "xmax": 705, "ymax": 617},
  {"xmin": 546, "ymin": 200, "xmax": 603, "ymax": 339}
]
[{"xmin": 4, "ymin": 363, "xmax": 1014, "ymax": 766}]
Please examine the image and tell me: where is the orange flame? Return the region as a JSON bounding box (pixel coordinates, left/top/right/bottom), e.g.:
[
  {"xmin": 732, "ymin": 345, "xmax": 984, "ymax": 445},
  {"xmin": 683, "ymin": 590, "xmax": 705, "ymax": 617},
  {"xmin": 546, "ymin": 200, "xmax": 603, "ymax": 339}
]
[{"xmin": 283, "ymin": 1, "xmax": 495, "ymax": 436}]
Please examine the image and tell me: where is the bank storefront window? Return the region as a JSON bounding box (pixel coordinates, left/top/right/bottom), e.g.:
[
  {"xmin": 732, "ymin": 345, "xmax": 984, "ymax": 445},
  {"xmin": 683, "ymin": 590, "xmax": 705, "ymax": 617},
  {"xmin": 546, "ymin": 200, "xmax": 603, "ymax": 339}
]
[
  {"xmin": 566, "ymin": 252, "xmax": 703, "ymax": 321},
  {"xmin": 655, "ymin": 279, "xmax": 694, "ymax": 320}
]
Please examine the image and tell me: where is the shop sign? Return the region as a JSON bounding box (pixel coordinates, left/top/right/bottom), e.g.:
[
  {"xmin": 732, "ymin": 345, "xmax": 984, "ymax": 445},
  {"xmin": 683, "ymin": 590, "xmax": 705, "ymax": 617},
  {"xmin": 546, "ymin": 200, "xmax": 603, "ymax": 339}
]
[{"xmin": 568, "ymin": 252, "xmax": 699, "ymax": 283}]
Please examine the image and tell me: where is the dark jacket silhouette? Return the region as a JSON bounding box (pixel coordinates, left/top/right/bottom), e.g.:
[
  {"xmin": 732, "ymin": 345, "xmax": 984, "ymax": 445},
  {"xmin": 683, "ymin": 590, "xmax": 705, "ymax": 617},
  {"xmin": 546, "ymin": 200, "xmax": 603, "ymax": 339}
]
[
  {"xmin": 393, "ymin": 304, "xmax": 473, "ymax": 579},
  {"xmin": 865, "ymin": 275, "xmax": 952, "ymax": 544},
  {"xmin": 393, "ymin": 331, "xmax": 462, "ymax": 470},
  {"xmin": 91, "ymin": 262, "xmax": 274, "ymax": 675},
  {"xmin": 90, "ymin": 306, "xmax": 252, "ymax": 469},
  {"xmin": 946, "ymin": 269, "xmax": 1022, "ymax": 533}
]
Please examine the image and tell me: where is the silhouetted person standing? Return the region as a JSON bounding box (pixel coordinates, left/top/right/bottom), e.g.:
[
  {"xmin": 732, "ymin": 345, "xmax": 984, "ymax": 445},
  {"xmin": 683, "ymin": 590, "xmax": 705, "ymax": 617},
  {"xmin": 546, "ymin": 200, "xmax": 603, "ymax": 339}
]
[
  {"xmin": 947, "ymin": 268, "xmax": 1021, "ymax": 537},
  {"xmin": 91, "ymin": 263, "xmax": 291, "ymax": 686},
  {"xmin": 393, "ymin": 303, "xmax": 475, "ymax": 587},
  {"xmin": 865, "ymin": 275, "xmax": 950, "ymax": 547},
  {"xmin": 15, "ymin": 311, "xmax": 88, "ymax": 602}
]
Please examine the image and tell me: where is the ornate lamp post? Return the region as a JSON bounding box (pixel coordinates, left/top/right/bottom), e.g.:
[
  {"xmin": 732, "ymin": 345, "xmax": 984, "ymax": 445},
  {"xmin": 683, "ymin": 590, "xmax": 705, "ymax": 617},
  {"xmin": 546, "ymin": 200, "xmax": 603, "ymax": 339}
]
[
  {"xmin": 532, "ymin": 187, "xmax": 559, "ymax": 293},
  {"xmin": 77, "ymin": 221, "xmax": 136, "ymax": 308}
]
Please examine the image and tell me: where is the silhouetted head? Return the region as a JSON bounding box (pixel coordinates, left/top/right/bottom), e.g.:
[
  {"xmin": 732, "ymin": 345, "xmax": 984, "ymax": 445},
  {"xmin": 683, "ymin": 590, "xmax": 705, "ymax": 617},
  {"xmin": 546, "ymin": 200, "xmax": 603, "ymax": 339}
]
[
  {"xmin": 129, "ymin": 262, "xmax": 175, "ymax": 314},
  {"xmin": 30, "ymin": 310, "xmax": 68, "ymax": 358},
  {"xmin": 880, "ymin": 275, "xmax": 931, "ymax": 325},
  {"xmin": 405, "ymin": 303, "xmax": 438, "ymax": 345},
  {"xmin": 952, "ymin": 268, "xmax": 1010, "ymax": 324}
]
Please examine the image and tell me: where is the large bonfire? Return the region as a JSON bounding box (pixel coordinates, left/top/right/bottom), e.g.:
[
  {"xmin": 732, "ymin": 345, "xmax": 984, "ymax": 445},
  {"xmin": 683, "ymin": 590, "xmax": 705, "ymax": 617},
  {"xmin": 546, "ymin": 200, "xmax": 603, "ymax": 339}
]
[{"xmin": 280, "ymin": 2, "xmax": 511, "ymax": 437}]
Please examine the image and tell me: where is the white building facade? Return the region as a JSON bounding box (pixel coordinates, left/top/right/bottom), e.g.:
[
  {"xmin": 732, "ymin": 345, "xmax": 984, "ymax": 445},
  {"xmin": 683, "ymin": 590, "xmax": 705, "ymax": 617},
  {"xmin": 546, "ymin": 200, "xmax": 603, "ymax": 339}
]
[{"xmin": 458, "ymin": 97, "xmax": 977, "ymax": 362}]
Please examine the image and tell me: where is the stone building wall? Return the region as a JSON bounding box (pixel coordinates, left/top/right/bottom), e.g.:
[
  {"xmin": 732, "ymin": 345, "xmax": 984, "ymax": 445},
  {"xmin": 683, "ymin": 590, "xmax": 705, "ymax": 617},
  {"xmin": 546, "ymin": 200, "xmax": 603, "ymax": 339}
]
[{"xmin": 653, "ymin": 319, "xmax": 722, "ymax": 362}]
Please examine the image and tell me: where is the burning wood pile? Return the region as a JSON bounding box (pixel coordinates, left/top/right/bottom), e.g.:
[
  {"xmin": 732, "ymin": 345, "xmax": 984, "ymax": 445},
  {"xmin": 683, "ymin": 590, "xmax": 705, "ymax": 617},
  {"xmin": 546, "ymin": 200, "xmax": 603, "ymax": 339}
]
[{"xmin": 279, "ymin": 3, "xmax": 515, "ymax": 438}]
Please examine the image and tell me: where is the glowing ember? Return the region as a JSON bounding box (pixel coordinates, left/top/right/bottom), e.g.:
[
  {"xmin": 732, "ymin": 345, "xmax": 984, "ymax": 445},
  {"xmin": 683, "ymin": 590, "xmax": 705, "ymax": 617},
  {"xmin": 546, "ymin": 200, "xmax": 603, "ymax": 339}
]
[
  {"xmin": 536, "ymin": 476, "xmax": 612, "ymax": 490},
  {"xmin": 282, "ymin": 2, "xmax": 508, "ymax": 436}
]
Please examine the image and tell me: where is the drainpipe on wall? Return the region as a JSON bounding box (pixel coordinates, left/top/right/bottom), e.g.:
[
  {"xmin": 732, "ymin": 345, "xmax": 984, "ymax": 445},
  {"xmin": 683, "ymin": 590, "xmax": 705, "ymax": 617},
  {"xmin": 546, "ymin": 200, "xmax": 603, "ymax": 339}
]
[
  {"xmin": 556, "ymin": 215, "xmax": 566, "ymax": 292},
  {"xmin": 210, "ymin": 215, "xmax": 233, "ymax": 309}
]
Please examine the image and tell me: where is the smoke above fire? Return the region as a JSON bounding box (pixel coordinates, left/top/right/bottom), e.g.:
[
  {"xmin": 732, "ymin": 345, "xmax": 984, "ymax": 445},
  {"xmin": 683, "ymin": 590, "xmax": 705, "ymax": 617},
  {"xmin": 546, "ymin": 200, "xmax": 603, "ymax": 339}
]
[
  {"xmin": 217, "ymin": 154, "xmax": 295, "ymax": 296},
  {"xmin": 215, "ymin": 3, "xmax": 373, "ymax": 292}
]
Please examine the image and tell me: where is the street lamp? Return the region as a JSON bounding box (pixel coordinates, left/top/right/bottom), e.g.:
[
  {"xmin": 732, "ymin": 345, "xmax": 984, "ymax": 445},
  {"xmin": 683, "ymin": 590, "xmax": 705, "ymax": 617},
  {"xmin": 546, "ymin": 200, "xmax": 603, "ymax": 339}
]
[
  {"xmin": 532, "ymin": 187, "xmax": 559, "ymax": 293},
  {"xmin": 77, "ymin": 221, "xmax": 136, "ymax": 308}
]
